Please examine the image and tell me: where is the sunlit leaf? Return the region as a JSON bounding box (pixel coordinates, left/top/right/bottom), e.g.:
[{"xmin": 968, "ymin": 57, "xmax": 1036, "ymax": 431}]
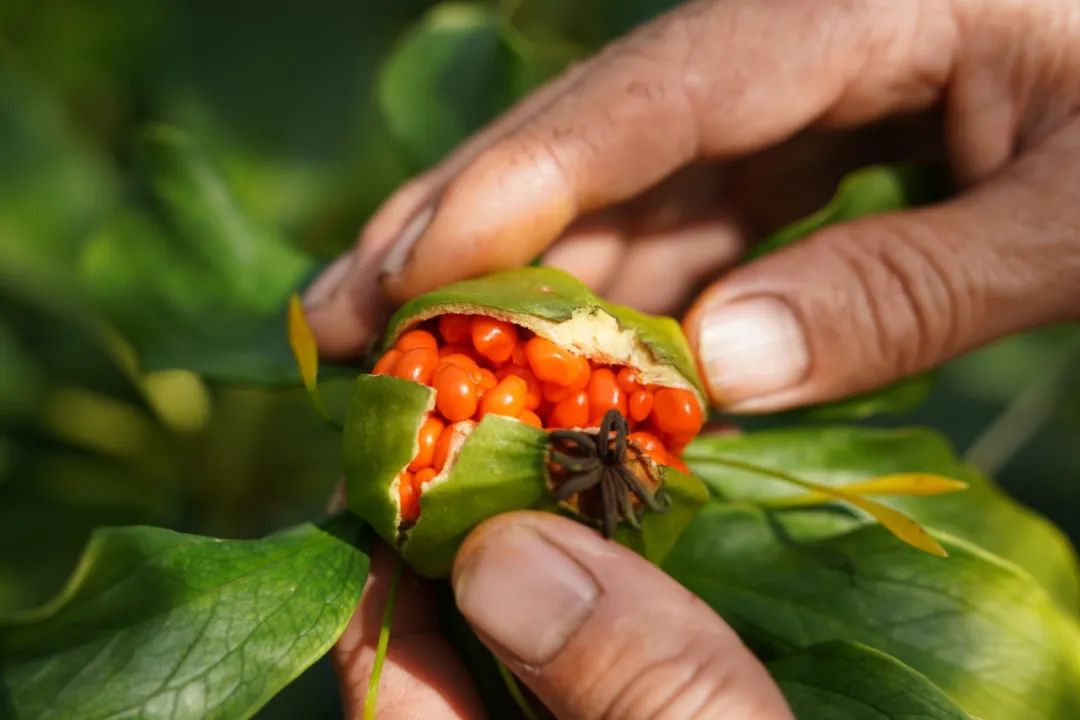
[
  {"xmin": 378, "ymin": 3, "xmax": 535, "ymax": 169},
  {"xmin": 769, "ymin": 642, "xmax": 968, "ymax": 720},
  {"xmin": 288, "ymin": 294, "xmax": 319, "ymax": 392},
  {"xmin": 685, "ymin": 427, "xmax": 1080, "ymax": 612},
  {"xmin": 138, "ymin": 370, "xmax": 212, "ymax": 434},
  {"xmin": 0, "ymin": 65, "xmax": 118, "ymax": 277},
  {"xmin": 803, "ymin": 374, "xmax": 932, "ymax": 420},
  {"xmin": 664, "ymin": 503, "xmax": 1080, "ymax": 720},
  {"xmin": 0, "ymin": 516, "xmax": 370, "ymax": 720},
  {"xmin": 838, "ymin": 492, "xmax": 947, "ymax": 557},
  {"xmin": 81, "ymin": 127, "xmax": 315, "ymax": 384},
  {"xmin": 694, "ymin": 453, "xmax": 948, "ymax": 557}
]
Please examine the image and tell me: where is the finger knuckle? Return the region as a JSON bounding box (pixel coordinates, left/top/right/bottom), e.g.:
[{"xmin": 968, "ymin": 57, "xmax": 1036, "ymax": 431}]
[
  {"xmin": 598, "ymin": 635, "xmax": 737, "ymax": 720},
  {"xmin": 825, "ymin": 218, "xmax": 965, "ymax": 377}
]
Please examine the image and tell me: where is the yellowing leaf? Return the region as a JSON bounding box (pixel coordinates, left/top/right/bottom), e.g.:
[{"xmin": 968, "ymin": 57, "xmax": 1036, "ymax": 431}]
[
  {"xmin": 288, "ymin": 293, "xmax": 319, "ymax": 392},
  {"xmin": 287, "ymin": 293, "xmax": 339, "ymax": 430},
  {"xmin": 704, "ymin": 455, "xmax": 949, "ymax": 557},
  {"xmin": 837, "ymin": 473, "xmax": 968, "ymax": 496},
  {"xmin": 770, "ymin": 473, "xmax": 968, "ymax": 508},
  {"xmin": 843, "ymin": 494, "xmax": 948, "ymax": 558}
]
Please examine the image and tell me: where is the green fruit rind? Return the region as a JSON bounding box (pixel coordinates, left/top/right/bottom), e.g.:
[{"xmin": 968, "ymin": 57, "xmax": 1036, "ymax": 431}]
[
  {"xmin": 403, "ymin": 414, "xmax": 549, "ymax": 576},
  {"xmin": 344, "ymin": 374, "xmax": 710, "ymax": 577},
  {"xmin": 343, "ymin": 374, "xmax": 433, "ymax": 542},
  {"xmin": 382, "ymin": 267, "xmax": 707, "ymax": 407}
]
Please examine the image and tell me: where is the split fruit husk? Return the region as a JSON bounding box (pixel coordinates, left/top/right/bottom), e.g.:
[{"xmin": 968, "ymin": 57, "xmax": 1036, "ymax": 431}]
[{"xmin": 344, "ymin": 267, "xmax": 709, "ymax": 578}]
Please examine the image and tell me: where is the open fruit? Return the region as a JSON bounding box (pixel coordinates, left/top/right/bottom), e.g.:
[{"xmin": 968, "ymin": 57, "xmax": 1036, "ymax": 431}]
[{"xmin": 344, "ymin": 267, "xmax": 708, "ymax": 577}]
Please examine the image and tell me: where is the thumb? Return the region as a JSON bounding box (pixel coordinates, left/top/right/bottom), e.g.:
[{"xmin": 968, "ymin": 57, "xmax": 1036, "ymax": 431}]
[
  {"xmin": 685, "ymin": 123, "xmax": 1080, "ymax": 413},
  {"xmin": 452, "ymin": 512, "xmax": 791, "ymax": 720}
]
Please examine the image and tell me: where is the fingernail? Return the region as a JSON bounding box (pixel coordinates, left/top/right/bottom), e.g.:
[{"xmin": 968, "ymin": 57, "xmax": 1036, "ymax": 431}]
[
  {"xmin": 380, "ymin": 203, "xmax": 435, "ymax": 277},
  {"xmin": 454, "ymin": 525, "xmax": 598, "ymax": 665},
  {"xmin": 697, "ymin": 296, "xmax": 809, "ymax": 405},
  {"xmin": 303, "ymin": 253, "xmax": 354, "ymax": 310}
]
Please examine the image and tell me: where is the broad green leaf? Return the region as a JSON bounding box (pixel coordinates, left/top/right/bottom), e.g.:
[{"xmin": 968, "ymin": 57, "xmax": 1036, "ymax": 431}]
[
  {"xmin": 769, "ymin": 641, "xmax": 968, "ymax": 720},
  {"xmin": 0, "ymin": 65, "xmax": 118, "ymax": 277},
  {"xmin": 700, "ymin": 453, "xmax": 949, "ymax": 557},
  {"xmin": 378, "ymin": 3, "xmax": 535, "ymax": 169},
  {"xmin": 685, "ymin": 426, "xmax": 1080, "ymax": 612},
  {"xmin": 664, "ymin": 503, "xmax": 1080, "ymax": 720},
  {"xmin": 803, "ymin": 374, "xmax": 932, "ymax": 420},
  {"xmin": 81, "ymin": 126, "xmax": 315, "ymax": 384},
  {"xmin": 0, "ymin": 516, "xmax": 370, "ymax": 720},
  {"xmin": 749, "ymin": 165, "xmax": 937, "ymax": 261}
]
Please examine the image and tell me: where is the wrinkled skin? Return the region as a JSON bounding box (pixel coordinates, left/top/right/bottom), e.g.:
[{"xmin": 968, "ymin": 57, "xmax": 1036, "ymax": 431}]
[{"xmin": 313, "ymin": 0, "xmax": 1080, "ymax": 716}]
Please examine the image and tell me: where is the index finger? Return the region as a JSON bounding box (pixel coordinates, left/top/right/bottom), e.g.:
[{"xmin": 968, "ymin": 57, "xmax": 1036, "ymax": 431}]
[{"xmin": 380, "ymin": 0, "xmax": 959, "ymax": 301}]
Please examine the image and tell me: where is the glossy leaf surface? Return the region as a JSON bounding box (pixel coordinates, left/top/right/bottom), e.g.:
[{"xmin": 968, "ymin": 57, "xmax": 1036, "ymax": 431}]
[
  {"xmin": 0, "ymin": 517, "xmax": 370, "ymax": 720},
  {"xmin": 664, "ymin": 503, "xmax": 1080, "ymax": 720},
  {"xmin": 770, "ymin": 642, "xmax": 968, "ymax": 720},
  {"xmin": 686, "ymin": 426, "xmax": 1080, "ymax": 612},
  {"xmin": 378, "ymin": 3, "xmax": 534, "ymax": 169}
]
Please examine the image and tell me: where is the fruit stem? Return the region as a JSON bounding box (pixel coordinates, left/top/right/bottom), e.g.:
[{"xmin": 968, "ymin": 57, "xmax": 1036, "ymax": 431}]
[
  {"xmin": 364, "ymin": 557, "xmax": 404, "ymax": 720},
  {"xmin": 496, "ymin": 656, "xmax": 540, "ymax": 720}
]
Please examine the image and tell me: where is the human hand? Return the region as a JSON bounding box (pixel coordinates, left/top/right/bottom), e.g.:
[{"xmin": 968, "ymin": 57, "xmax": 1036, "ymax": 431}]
[
  {"xmin": 333, "ymin": 512, "xmax": 791, "ymax": 718},
  {"xmin": 305, "ymin": 0, "xmax": 1080, "ymax": 414}
]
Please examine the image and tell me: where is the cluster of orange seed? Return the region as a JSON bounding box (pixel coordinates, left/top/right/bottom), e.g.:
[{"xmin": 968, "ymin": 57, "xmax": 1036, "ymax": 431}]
[{"xmin": 373, "ymin": 314, "xmax": 703, "ymax": 520}]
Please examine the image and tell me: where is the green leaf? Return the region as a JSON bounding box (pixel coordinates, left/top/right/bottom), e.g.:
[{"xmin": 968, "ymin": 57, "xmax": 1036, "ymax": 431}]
[
  {"xmin": 802, "ymin": 374, "xmax": 932, "ymax": 421},
  {"xmin": 685, "ymin": 426, "xmax": 1080, "ymax": 612},
  {"xmin": 378, "ymin": 2, "xmax": 534, "ymax": 169},
  {"xmin": 664, "ymin": 503, "xmax": 1080, "ymax": 720},
  {"xmin": 749, "ymin": 164, "xmax": 938, "ymax": 261},
  {"xmin": 695, "ymin": 452, "xmax": 951, "ymax": 557},
  {"xmin": 80, "ymin": 125, "xmax": 315, "ymax": 385},
  {"xmin": 0, "ymin": 516, "xmax": 370, "ymax": 720},
  {"xmin": 769, "ymin": 642, "xmax": 968, "ymax": 720},
  {"xmin": 0, "ymin": 65, "xmax": 118, "ymax": 277}
]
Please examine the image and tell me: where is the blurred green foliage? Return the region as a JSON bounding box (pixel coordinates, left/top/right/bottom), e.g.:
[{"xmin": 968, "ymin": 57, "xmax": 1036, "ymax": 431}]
[{"xmin": 1, "ymin": 0, "xmax": 1078, "ymax": 716}]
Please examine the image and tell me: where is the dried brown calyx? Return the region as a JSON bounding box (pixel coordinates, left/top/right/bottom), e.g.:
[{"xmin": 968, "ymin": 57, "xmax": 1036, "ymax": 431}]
[{"xmin": 546, "ymin": 409, "xmax": 671, "ymax": 538}]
